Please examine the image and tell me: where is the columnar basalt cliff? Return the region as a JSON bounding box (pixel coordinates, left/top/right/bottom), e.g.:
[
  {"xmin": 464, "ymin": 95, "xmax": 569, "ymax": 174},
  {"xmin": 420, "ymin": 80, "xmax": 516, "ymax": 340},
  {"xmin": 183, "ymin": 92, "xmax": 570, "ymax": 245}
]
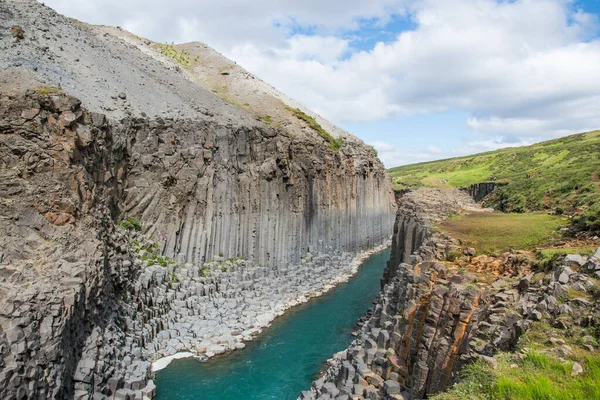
[
  {"xmin": 0, "ymin": 87, "xmax": 394, "ymax": 400},
  {"xmin": 125, "ymin": 115, "xmax": 393, "ymax": 267},
  {"xmin": 303, "ymin": 189, "xmax": 600, "ymax": 400},
  {"xmin": 467, "ymin": 182, "xmax": 505, "ymax": 203},
  {"xmin": 0, "ymin": 1, "xmax": 397, "ymax": 398}
]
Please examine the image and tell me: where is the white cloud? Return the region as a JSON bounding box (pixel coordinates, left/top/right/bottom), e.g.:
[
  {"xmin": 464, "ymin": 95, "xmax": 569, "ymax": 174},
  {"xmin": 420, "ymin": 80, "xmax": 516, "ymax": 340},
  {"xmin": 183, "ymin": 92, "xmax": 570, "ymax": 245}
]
[
  {"xmin": 370, "ymin": 141, "xmax": 396, "ymax": 152},
  {"xmin": 43, "ymin": 0, "xmax": 600, "ymax": 150},
  {"xmin": 370, "ymin": 141, "xmax": 443, "ymax": 166},
  {"xmin": 225, "ymin": 0, "xmax": 600, "ymax": 142},
  {"xmin": 44, "ymin": 0, "xmax": 412, "ymax": 48}
]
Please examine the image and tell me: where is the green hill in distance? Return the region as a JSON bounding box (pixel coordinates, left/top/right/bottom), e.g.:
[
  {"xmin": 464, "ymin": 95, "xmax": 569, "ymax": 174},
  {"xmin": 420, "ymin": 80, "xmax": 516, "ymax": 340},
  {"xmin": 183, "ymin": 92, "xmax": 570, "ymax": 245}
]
[{"xmin": 388, "ymin": 130, "xmax": 600, "ymax": 216}]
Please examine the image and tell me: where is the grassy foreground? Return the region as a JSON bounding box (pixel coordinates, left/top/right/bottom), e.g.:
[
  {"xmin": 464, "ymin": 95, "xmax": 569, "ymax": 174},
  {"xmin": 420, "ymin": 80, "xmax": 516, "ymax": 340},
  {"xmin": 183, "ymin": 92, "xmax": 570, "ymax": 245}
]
[
  {"xmin": 439, "ymin": 212, "xmax": 565, "ymax": 255},
  {"xmin": 433, "ymin": 320, "xmax": 600, "ymax": 400},
  {"xmin": 433, "ymin": 351, "xmax": 600, "ymax": 400},
  {"xmin": 388, "ymin": 130, "xmax": 600, "ymax": 213}
]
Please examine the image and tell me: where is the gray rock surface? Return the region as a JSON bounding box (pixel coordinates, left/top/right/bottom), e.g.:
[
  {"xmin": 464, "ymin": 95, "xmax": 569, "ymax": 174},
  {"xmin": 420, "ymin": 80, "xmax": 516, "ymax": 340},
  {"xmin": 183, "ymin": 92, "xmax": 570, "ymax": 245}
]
[
  {"xmin": 0, "ymin": 2, "xmax": 397, "ymax": 395},
  {"xmin": 0, "ymin": 0, "xmax": 397, "ymax": 268},
  {"xmin": 0, "ymin": 81, "xmax": 395, "ymax": 399}
]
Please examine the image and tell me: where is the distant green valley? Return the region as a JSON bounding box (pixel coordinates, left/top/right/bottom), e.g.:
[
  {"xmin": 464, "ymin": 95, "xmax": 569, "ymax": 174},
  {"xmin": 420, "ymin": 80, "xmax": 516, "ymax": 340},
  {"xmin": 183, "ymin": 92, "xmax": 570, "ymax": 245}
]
[{"xmin": 388, "ymin": 130, "xmax": 600, "ymax": 228}]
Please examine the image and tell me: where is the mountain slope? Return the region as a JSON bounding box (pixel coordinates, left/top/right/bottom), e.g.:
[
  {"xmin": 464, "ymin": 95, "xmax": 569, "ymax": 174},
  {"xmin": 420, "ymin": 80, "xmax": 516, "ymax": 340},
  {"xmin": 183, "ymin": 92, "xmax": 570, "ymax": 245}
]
[
  {"xmin": 389, "ymin": 130, "xmax": 600, "ymax": 212},
  {"xmin": 100, "ymin": 27, "xmax": 356, "ymax": 143}
]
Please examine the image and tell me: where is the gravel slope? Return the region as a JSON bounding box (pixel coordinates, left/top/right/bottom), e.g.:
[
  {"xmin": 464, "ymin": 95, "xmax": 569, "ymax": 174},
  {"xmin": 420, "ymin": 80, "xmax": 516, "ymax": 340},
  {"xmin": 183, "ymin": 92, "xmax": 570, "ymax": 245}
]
[{"xmin": 1, "ymin": 0, "xmax": 365, "ymax": 147}]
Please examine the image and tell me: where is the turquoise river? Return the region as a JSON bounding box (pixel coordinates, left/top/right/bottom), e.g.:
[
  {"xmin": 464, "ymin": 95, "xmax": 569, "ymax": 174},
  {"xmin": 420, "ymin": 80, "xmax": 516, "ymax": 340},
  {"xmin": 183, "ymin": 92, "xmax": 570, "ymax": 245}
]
[{"xmin": 155, "ymin": 249, "xmax": 391, "ymax": 400}]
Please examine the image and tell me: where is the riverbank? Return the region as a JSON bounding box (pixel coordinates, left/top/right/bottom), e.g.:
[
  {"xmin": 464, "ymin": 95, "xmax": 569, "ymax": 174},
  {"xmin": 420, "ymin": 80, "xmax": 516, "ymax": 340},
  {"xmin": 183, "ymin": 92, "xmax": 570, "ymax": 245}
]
[
  {"xmin": 150, "ymin": 241, "xmax": 391, "ymax": 373},
  {"xmin": 154, "ymin": 249, "xmax": 392, "ymax": 400}
]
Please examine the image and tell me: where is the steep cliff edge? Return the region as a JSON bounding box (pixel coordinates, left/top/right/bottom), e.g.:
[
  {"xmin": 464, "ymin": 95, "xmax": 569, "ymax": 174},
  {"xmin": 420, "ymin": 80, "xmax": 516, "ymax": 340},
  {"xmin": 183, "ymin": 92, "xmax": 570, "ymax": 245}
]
[
  {"xmin": 0, "ymin": 1, "xmax": 396, "ymax": 399},
  {"xmin": 303, "ymin": 189, "xmax": 600, "ymax": 399}
]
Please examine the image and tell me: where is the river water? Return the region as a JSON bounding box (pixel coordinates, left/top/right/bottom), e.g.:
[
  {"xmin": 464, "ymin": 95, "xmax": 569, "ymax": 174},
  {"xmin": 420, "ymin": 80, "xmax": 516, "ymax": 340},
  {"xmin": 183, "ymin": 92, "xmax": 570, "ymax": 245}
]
[{"xmin": 155, "ymin": 249, "xmax": 390, "ymax": 400}]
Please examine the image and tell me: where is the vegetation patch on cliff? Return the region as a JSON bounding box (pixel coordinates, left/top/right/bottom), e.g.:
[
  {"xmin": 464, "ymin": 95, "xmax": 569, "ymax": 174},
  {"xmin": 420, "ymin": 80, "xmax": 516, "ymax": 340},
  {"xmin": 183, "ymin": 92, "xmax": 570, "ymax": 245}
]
[
  {"xmin": 388, "ymin": 130, "xmax": 600, "ymax": 213},
  {"xmin": 439, "ymin": 212, "xmax": 565, "ymax": 254},
  {"xmin": 434, "ymin": 352, "xmax": 600, "ymax": 400},
  {"xmin": 157, "ymin": 44, "xmax": 192, "ymax": 67},
  {"xmin": 286, "ymin": 107, "xmax": 343, "ymax": 151}
]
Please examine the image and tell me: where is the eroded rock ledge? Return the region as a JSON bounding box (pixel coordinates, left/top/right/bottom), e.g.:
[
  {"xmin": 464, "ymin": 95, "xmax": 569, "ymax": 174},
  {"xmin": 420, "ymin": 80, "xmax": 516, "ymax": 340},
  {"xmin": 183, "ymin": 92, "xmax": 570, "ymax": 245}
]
[
  {"xmin": 302, "ymin": 189, "xmax": 600, "ymax": 400},
  {"xmin": 0, "ymin": 91, "xmax": 396, "ymax": 399}
]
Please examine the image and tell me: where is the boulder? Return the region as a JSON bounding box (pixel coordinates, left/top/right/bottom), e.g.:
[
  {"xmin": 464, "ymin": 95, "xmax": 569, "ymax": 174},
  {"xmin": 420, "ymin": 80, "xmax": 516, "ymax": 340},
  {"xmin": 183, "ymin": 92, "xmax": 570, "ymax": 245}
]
[
  {"xmin": 563, "ymin": 255, "xmax": 587, "ymax": 268},
  {"xmin": 571, "ymin": 362, "xmax": 584, "ymax": 377}
]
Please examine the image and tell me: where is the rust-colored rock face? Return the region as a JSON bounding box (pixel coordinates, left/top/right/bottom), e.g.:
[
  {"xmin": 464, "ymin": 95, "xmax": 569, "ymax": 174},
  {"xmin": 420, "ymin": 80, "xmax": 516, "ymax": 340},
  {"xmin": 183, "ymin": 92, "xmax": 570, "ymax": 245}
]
[{"xmin": 301, "ymin": 190, "xmax": 523, "ymax": 399}]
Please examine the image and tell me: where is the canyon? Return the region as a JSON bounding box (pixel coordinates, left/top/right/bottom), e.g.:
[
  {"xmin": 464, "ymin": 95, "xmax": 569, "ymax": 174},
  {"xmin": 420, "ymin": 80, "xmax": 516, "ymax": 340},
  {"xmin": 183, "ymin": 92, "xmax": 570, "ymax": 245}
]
[
  {"xmin": 304, "ymin": 189, "xmax": 600, "ymax": 399},
  {"xmin": 2, "ymin": 1, "xmax": 599, "ymax": 400},
  {"xmin": 0, "ymin": 1, "xmax": 396, "ymax": 399}
]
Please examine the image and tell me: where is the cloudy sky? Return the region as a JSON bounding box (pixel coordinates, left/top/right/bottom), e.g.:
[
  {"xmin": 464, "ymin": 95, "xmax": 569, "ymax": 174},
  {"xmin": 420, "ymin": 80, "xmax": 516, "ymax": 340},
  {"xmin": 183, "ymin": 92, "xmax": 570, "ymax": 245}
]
[{"xmin": 44, "ymin": 0, "xmax": 600, "ymax": 167}]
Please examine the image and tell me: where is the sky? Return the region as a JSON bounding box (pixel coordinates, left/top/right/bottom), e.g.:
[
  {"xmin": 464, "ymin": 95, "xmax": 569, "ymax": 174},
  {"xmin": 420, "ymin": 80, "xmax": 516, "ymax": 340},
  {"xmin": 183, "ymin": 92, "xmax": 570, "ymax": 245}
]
[{"xmin": 43, "ymin": 0, "xmax": 600, "ymax": 168}]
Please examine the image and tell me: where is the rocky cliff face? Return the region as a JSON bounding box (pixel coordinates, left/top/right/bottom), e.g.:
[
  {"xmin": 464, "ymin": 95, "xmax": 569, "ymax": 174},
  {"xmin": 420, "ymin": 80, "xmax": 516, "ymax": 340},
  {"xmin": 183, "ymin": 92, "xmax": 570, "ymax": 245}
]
[
  {"xmin": 0, "ymin": 87, "xmax": 395, "ymax": 399},
  {"xmin": 0, "ymin": 2, "xmax": 397, "ymax": 399},
  {"xmin": 301, "ymin": 189, "xmax": 486, "ymax": 400},
  {"xmin": 124, "ymin": 113, "xmax": 394, "ymax": 267},
  {"xmin": 467, "ymin": 182, "xmax": 506, "ymax": 203},
  {"xmin": 1, "ymin": 0, "xmax": 396, "ymax": 268},
  {"xmin": 303, "ymin": 189, "xmax": 600, "ymax": 400},
  {"xmin": 0, "ymin": 91, "xmax": 130, "ymax": 399}
]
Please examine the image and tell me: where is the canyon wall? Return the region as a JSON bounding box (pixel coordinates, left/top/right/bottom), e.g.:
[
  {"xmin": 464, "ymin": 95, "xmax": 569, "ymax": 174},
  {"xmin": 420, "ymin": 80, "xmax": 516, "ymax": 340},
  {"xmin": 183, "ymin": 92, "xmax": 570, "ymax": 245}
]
[
  {"xmin": 125, "ymin": 114, "xmax": 395, "ymax": 267},
  {"xmin": 0, "ymin": 2, "xmax": 398, "ymax": 398},
  {"xmin": 301, "ymin": 190, "xmax": 516, "ymax": 399},
  {"xmin": 468, "ymin": 182, "xmax": 504, "ymax": 202},
  {"xmin": 0, "ymin": 91, "xmax": 395, "ymax": 399}
]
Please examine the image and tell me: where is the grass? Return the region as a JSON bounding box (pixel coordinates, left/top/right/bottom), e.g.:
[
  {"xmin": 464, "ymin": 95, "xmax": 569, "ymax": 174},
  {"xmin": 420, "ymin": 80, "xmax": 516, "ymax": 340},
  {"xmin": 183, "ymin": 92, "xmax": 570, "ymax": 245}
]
[
  {"xmin": 132, "ymin": 236, "xmax": 179, "ymax": 270},
  {"xmin": 286, "ymin": 107, "xmax": 343, "ymax": 151},
  {"xmin": 534, "ymin": 245, "xmax": 597, "ymax": 272},
  {"xmin": 536, "ymin": 246, "xmax": 596, "ymax": 260},
  {"xmin": 434, "ymin": 350, "xmax": 600, "ymax": 400},
  {"xmin": 119, "ymin": 216, "xmax": 142, "ymax": 231},
  {"xmin": 35, "ymin": 87, "xmax": 63, "ymax": 95},
  {"xmin": 439, "ymin": 212, "xmax": 564, "ymax": 254},
  {"xmin": 436, "ymin": 319, "xmax": 600, "ymax": 400},
  {"xmin": 388, "ymin": 130, "xmax": 600, "ymax": 212},
  {"xmin": 369, "ymin": 145, "xmax": 378, "ymax": 157},
  {"xmin": 158, "ymin": 44, "xmax": 192, "ymax": 67}
]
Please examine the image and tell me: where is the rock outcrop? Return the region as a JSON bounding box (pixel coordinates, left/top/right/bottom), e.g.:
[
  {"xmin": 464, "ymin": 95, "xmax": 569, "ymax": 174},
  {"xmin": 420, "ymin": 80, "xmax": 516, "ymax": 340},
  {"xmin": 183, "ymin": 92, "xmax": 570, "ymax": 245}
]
[
  {"xmin": 302, "ymin": 189, "xmax": 600, "ymax": 399},
  {"xmin": 467, "ymin": 182, "xmax": 505, "ymax": 202},
  {"xmin": 124, "ymin": 113, "xmax": 394, "ymax": 267},
  {"xmin": 1, "ymin": 0, "xmax": 396, "ymax": 268}
]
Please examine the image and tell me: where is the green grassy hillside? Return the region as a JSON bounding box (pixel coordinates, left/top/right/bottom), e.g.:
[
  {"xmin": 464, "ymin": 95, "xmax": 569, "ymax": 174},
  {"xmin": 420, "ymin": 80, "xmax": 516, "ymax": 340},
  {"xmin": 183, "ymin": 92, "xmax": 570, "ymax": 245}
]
[{"xmin": 388, "ymin": 131, "xmax": 600, "ymax": 216}]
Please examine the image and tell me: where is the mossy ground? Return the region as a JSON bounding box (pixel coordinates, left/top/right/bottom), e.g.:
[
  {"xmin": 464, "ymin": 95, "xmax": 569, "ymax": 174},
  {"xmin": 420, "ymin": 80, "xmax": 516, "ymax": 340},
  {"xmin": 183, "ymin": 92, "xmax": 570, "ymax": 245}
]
[
  {"xmin": 286, "ymin": 107, "xmax": 343, "ymax": 151},
  {"xmin": 439, "ymin": 212, "xmax": 566, "ymax": 255},
  {"xmin": 35, "ymin": 87, "xmax": 63, "ymax": 95},
  {"xmin": 157, "ymin": 44, "xmax": 193, "ymax": 67}
]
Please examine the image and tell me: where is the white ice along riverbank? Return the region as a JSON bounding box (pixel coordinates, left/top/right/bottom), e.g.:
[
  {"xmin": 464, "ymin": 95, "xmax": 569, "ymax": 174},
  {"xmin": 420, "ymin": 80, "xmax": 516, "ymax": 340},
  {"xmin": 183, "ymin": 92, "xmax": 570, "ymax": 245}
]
[{"xmin": 117, "ymin": 231, "xmax": 392, "ymax": 384}]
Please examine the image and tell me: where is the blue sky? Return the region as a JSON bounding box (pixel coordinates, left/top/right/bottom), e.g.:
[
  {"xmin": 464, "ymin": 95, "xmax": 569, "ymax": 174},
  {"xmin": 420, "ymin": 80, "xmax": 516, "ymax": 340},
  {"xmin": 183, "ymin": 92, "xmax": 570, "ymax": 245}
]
[
  {"xmin": 45, "ymin": 0, "xmax": 600, "ymax": 167},
  {"xmin": 337, "ymin": 0, "xmax": 600, "ymax": 166}
]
